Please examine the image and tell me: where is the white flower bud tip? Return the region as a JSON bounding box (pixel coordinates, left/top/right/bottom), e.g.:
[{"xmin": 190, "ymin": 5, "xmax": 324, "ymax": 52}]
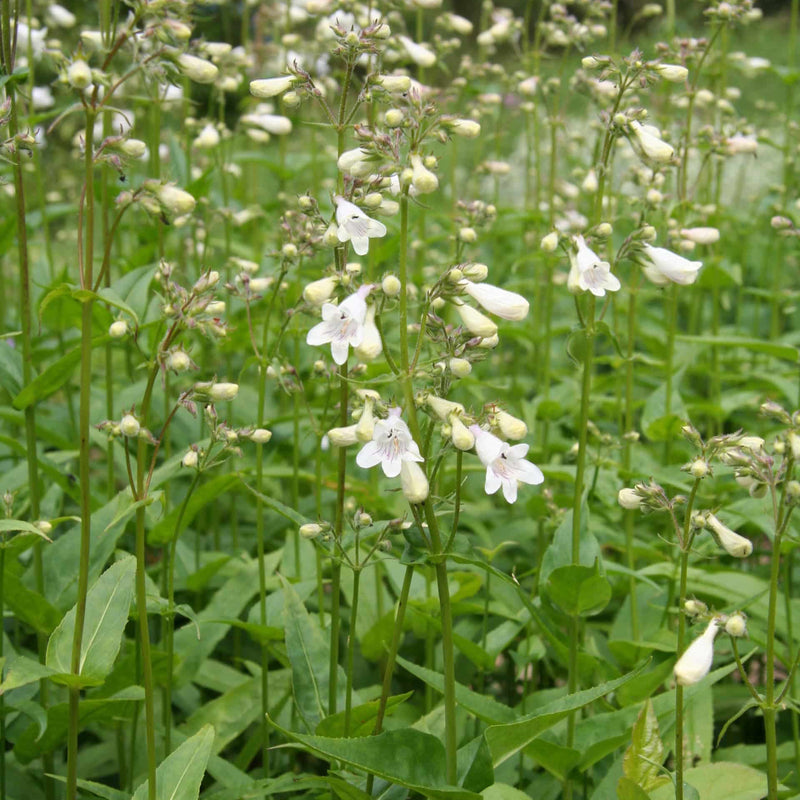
[
  {"xmin": 120, "ymin": 414, "xmax": 141, "ymax": 437},
  {"xmin": 209, "ymin": 382, "xmax": 239, "ymax": 403},
  {"xmin": 109, "ymin": 320, "xmax": 129, "ymax": 338},
  {"xmin": 250, "ymin": 428, "xmax": 272, "ymax": 444}
]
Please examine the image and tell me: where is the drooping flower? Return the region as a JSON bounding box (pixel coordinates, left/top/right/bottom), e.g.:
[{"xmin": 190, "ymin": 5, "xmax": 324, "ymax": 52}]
[
  {"xmin": 640, "ymin": 244, "xmax": 703, "ymax": 286},
  {"xmin": 356, "ymin": 408, "xmax": 424, "ymax": 478},
  {"xmin": 705, "ymin": 512, "xmax": 753, "ymax": 558},
  {"xmin": 470, "ymin": 426, "xmax": 544, "ymax": 504},
  {"xmin": 453, "ymin": 302, "xmax": 498, "ymax": 337},
  {"xmin": 569, "ymin": 236, "xmax": 621, "ymax": 297},
  {"xmin": 397, "ymin": 35, "xmax": 436, "ymax": 67},
  {"xmin": 674, "ymin": 619, "xmax": 719, "ymax": 686},
  {"xmin": 459, "ymin": 279, "xmax": 529, "ymax": 321},
  {"xmin": 306, "ymin": 285, "xmax": 370, "ymax": 366},
  {"xmin": 354, "ymin": 305, "xmax": 382, "ymax": 361},
  {"xmin": 400, "ymin": 461, "xmax": 429, "ymax": 503},
  {"xmin": 630, "ymin": 120, "xmax": 674, "ymax": 163},
  {"xmin": 334, "ymin": 197, "xmax": 387, "ymax": 256}
]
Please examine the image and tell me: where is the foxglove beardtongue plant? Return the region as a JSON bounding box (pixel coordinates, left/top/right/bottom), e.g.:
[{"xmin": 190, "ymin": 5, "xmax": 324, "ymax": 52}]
[
  {"xmin": 356, "ymin": 408, "xmax": 424, "ymax": 478},
  {"xmin": 702, "ymin": 512, "xmax": 754, "ymax": 557},
  {"xmin": 306, "ymin": 285, "xmax": 371, "ymax": 365},
  {"xmin": 334, "ymin": 196, "xmax": 387, "ymax": 255},
  {"xmin": 674, "ymin": 618, "xmax": 720, "ymax": 686},
  {"xmin": 470, "ymin": 425, "xmax": 544, "ymax": 504},
  {"xmin": 459, "ymin": 279, "xmax": 530, "ymax": 320},
  {"xmin": 639, "ymin": 243, "xmax": 703, "ymax": 286}
]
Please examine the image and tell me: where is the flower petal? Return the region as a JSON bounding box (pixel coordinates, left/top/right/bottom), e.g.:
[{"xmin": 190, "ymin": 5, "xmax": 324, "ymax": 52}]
[
  {"xmin": 501, "ymin": 478, "xmax": 518, "ymax": 504},
  {"xmin": 356, "ymin": 441, "xmax": 383, "ymax": 469},
  {"xmin": 485, "ymin": 467, "xmax": 502, "ymax": 495},
  {"xmin": 331, "ymin": 339, "xmax": 350, "ymax": 365},
  {"xmin": 306, "ymin": 320, "xmax": 335, "ymax": 346}
]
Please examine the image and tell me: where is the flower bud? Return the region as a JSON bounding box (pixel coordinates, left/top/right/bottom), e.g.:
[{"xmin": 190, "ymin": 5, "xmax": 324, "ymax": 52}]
[
  {"xmin": 209, "ymin": 382, "xmax": 239, "ymax": 403},
  {"xmin": 182, "ymin": 449, "xmax": 199, "ymax": 468},
  {"xmin": 67, "ymin": 60, "xmax": 93, "ymax": 90},
  {"xmin": 689, "ymin": 458, "xmax": 710, "ymax": 479},
  {"xmin": 541, "ymin": 231, "xmax": 559, "ymax": 252},
  {"xmin": 674, "ymin": 619, "xmax": 719, "ymax": 686},
  {"xmin": 303, "ymin": 276, "xmax": 337, "ymax": 306},
  {"xmin": 166, "ymin": 350, "xmax": 191, "ymax": 372},
  {"xmin": 120, "ymin": 414, "xmax": 141, "ymax": 437},
  {"xmin": 705, "ymin": 512, "xmax": 753, "ymax": 557},
  {"xmin": 680, "ymin": 227, "xmax": 720, "ymax": 244},
  {"xmin": 157, "ymin": 184, "xmax": 196, "ymax": 216},
  {"xmin": 109, "ymin": 320, "xmax": 129, "ymax": 338},
  {"xmin": 382, "ymin": 274, "xmax": 401, "ymax": 297},
  {"xmin": 455, "ymin": 303, "xmax": 497, "ymax": 337},
  {"xmin": 378, "ymin": 74, "xmax": 412, "ymax": 92},
  {"xmin": 450, "ymin": 414, "xmax": 475, "ymax": 451},
  {"xmin": 328, "ymin": 424, "xmax": 359, "ymax": 447},
  {"xmin": 400, "ymin": 461, "xmax": 429, "ymax": 504},
  {"xmin": 618, "ymin": 488, "xmax": 643, "ymax": 510},
  {"xmin": 250, "ymin": 428, "xmax": 272, "ymax": 444},
  {"xmin": 493, "ymin": 410, "xmax": 527, "ymax": 440},
  {"xmin": 684, "ymin": 599, "xmax": 708, "ymax": 616},
  {"xmin": 724, "ymin": 613, "xmax": 747, "ymax": 638},
  {"xmin": 178, "ymin": 53, "xmax": 219, "ymax": 84},
  {"xmin": 426, "ymin": 395, "xmax": 465, "ymax": 421},
  {"xmin": 655, "ymin": 63, "xmax": 689, "ymax": 82},
  {"xmin": 449, "ymin": 357, "xmax": 472, "ymax": 378},
  {"xmin": 119, "ymin": 139, "xmax": 147, "ymax": 158},
  {"xmin": 450, "ymin": 119, "xmax": 481, "ymax": 138},
  {"xmin": 410, "ymin": 154, "xmax": 439, "ymax": 194},
  {"xmin": 250, "ymin": 75, "xmax": 294, "ymax": 98}
]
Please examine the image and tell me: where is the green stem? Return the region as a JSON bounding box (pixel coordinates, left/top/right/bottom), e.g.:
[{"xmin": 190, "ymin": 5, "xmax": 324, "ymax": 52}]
[
  {"xmin": 343, "ymin": 568, "xmax": 360, "ymax": 736},
  {"xmin": 664, "ymin": 285, "xmax": 678, "ymax": 464}
]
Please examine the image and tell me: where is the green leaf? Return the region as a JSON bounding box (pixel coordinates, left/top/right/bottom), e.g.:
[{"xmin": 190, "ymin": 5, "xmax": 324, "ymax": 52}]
[
  {"xmin": 621, "ymin": 699, "xmax": 666, "ymax": 792},
  {"xmin": 458, "ymin": 736, "xmax": 494, "ymax": 793},
  {"xmin": 0, "ymin": 519, "xmax": 52, "ymax": 543},
  {"xmin": 395, "ymin": 654, "xmax": 515, "ymax": 724},
  {"xmin": 149, "ymin": 473, "xmax": 240, "ymax": 545},
  {"xmin": 0, "ymin": 655, "xmax": 58, "ymax": 693},
  {"xmin": 315, "ymin": 691, "xmax": 413, "ymax": 737},
  {"xmin": 132, "ymin": 725, "xmax": 214, "ymax": 800},
  {"xmin": 641, "ymin": 375, "xmax": 688, "ymax": 442},
  {"xmin": 677, "ymin": 335, "xmax": 798, "ymax": 362},
  {"xmin": 480, "ymin": 784, "xmax": 531, "ymax": 800},
  {"xmin": 281, "ymin": 575, "xmax": 331, "ymax": 730},
  {"xmin": 0, "ymin": 341, "xmax": 23, "ymax": 396},
  {"xmin": 242, "ymin": 480, "xmax": 313, "ymax": 527},
  {"xmin": 648, "ymin": 763, "xmax": 769, "ymax": 800},
  {"xmin": 3, "ymin": 568, "xmax": 62, "ymax": 635},
  {"xmin": 268, "ymin": 720, "xmax": 482, "ymax": 800},
  {"xmin": 615, "ymin": 777, "xmax": 651, "ymax": 800},
  {"xmin": 544, "ymin": 562, "xmax": 611, "ymax": 616},
  {"xmin": 484, "ymin": 663, "xmax": 645, "ymax": 767},
  {"xmin": 46, "ymin": 556, "xmax": 136, "ymax": 685},
  {"xmin": 12, "ymin": 345, "xmax": 81, "ymax": 410}
]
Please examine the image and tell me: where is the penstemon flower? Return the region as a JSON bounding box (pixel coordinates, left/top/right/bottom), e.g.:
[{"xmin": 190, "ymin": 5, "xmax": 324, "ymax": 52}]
[
  {"xmin": 704, "ymin": 512, "xmax": 753, "ymax": 557},
  {"xmin": 356, "ymin": 408, "xmax": 424, "ymax": 478},
  {"xmin": 639, "ymin": 244, "xmax": 703, "ymax": 286},
  {"xmin": 470, "ymin": 426, "xmax": 544, "ymax": 504},
  {"xmin": 306, "ymin": 285, "xmax": 370, "ymax": 365},
  {"xmin": 630, "ymin": 120, "xmax": 674, "ymax": 163},
  {"xmin": 674, "ymin": 619, "xmax": 720, "ymax": 686},
  {"xmin": 459, "ymin": 279, "xmax": 529, "ymax": 321},
  {"xmin": 334, "ymin": 196, "xmax": 387, "ymax": 256},
  {"xmin": 568, "ymin": 236, "xmax": 621, "ymax": 297}
]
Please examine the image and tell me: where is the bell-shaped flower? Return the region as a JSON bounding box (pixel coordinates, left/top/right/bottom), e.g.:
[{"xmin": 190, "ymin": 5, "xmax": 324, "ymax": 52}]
[
  {"xmin": 335, "ymin": 196, "xmax": 387, "ymax": 256},
  {"xmin": 356, "ymin": 408, "xmax": 424, "ymax": 478},
  {"xmin": 674, "ymin": 619, "xmax": 719, "ymax": 686},
  {"xmin": 400, "ymin": 461, "xmax": 429, "ymax": 503},
  {"xmin": 705, "ymin": 512, "xmax": 753, "ymax": 557},
  {"xmin": 306, "ymin": 286, "xmax": 370, "ymax": 365},
  {"xmin": 640, "ymin": 244, "xmax": 703, "ymax": 286},
  {"xmin": 569, "ymin": 236, "xmax": 621, "ymax": 297},
  {"xmin": 470, "ymin": 426, "xmax": 544, "ymax": 504},
  {"xmin": 630, "ymin": 120, "xmax": 674, "ymax": 163},
  {"xmin": 459, "ymin": 279, "xmax": 529, "ymax": 321},
  {"xmin": 354, "ymin": 305, "xmax": 382, "ymax": 361}
]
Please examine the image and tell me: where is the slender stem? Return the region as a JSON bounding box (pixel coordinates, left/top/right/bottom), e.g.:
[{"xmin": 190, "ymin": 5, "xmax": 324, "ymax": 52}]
[
  {"xmin": 664, "ymin": 285, "xmax": 678, "ymax": 464},
  {"xmin": 343, "ymin": 568, "xmax": 360, "ymax": 736}
]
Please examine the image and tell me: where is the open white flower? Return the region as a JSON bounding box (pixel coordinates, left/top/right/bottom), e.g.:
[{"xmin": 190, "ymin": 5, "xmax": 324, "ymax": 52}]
[
  {"xmin": 306, "ymin": 286, "xmax": 369, "ymax": 365},
  {"xmin": 569, "ymin": 236, "xmax": 621, "ymax": 297},
  {"xmin": 335, "ymin": 196, "xmax": 387, "ymax": 256},
  {"xmin": 470, "ymin": 426, "xmax": 544, "ymax": 504},
  {"xmin": 640, "ymin": 244, "xmax": 703, "ymax": 286},
  {"xmin": 356, "ymin": 408, "xmax": 424, "ymax": 478},
  {"xmin": 459, "ymin": 279, "xmax": 529, "ymax": 321},
  {"xmin": 674, "ymin": 619, "xmax": 719, "ymax": 686}
]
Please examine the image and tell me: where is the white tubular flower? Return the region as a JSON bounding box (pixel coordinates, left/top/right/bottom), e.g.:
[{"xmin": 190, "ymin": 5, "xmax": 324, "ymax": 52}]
[
  {"xmin": 178, "ymin": 53, "xmax": 219, "ymax": 84},
  {"xmin": 449, "ymin": 415, "xmax": 475, "ymax": 451},
  {"xmin": 640, "ymin": 244, "xmax": 703, "ymax": 286},
  {"xmin": 410, "ymin": 154, "xmax": 439, "ymax": 194},
  {"xmin": 426, "ymin": 395, "xmax": 465, "ymax": 421},
  {"xmin": 354, "ymin": 305, "xmax": 382, "ymax": 361},
  {"xmin": 724, "ymin": 134, "xmax": 758, "ymax": 155},
  {"xmin": 459, "ymin": 279, "xmax": 529, "ymax": 321},
  {"xmin": 157, "ymin": 184, "xmax": 196, "ymax": 216},
  {"xmin": 450, "ymin": 119, "xmax": 481, "ymax": 138},
  {"xmin": 674, "ymin": 619, "xmax": 719, "ymax": 686},
  {"xmin": 378, "ymin": 74, "xmax": 412, "ymax": 93},
  {"xmin": 705, "ymin": 513, "xmax": 753, "ymax": 557},
  {"xmin": 355, "ymin": 391, "xmax": 380, "ymax": 443},
  {"xmin": 398, "ymin": 35, "xmax": 436, "ymax": 67},
  {"xmin": 492, "ymin": 410, "xmax": 528, "ymax": 440},
  {"xmin": 470, "ymin": 426, "xmax": 544, "ymax": 504},
  {"xmin": 210, "ymin": 382, "xmax": 239, "ymax": 402},
  {"xmin": 680, "ymin": 227, "xmax": 720, "ymax": 245},
  {"xmin": 630, "ymin": 120, "xmax": 674, "ymax": 163},
  {"xmin": 334, "ymin": 196, "xmax": 387, "ymax": 256},
  {"xmin": 401, "ymin": 461, "xmax": 429, "ymax": 504},
  {"xmin": 328, "ymin": 424, "xmax": 359, "ymax": 447},
  {"xmin": 337, "ymin": 147, "xmax": 372, "ymax": 177},
  {"xmin": 655, "ymin": 63, "xmax": 688, "ymax": 82},
  {"xmin": 454, "ymin": 302, "xmax": 498, "ymax": 338},
  {"xmin": 250, "ymin": 75, "xmax": 294, "ymax": 97},
  {"xmin": 618, "ymin": 488, "xmax": 643, "ymax": 510},
  {"xmin": 570, "ymin": 236, "xmax": 621, "ymax": 297},
  {"xmin": 356, "ymin": 408, "xmax": 424, "ymax": 478},
  {"xmin": 120, "ymin": 414, "xmax": 140, "ymax": 437},
  {"xmin": 303, "ymin": 276, "xmax": 338, "ymax": 306},
  {"xmin": 306, "ymin": 285, "xmax": 370, "ymax": 366}
]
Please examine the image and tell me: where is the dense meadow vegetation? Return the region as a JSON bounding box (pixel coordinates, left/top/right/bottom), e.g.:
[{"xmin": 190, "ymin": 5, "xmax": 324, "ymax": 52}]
[{"xmin": 1, "ymin": 0, "xmax": 800, "ymax": 798}]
